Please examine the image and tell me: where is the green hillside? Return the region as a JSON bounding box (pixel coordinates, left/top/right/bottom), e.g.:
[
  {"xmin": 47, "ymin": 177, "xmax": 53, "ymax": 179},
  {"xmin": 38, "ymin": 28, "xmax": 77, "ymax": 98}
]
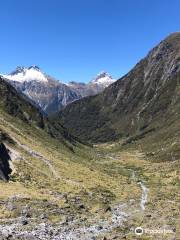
[{"xmin": 0, "ymin": 33, "xmax": 179, "ymax": 239}]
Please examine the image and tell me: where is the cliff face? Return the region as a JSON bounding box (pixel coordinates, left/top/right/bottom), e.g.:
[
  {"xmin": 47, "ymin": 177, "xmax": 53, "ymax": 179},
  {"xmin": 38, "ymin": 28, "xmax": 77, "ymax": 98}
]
[{"xmin": 0, "ymin": 143, "xmax": 11, "ymax": 181}]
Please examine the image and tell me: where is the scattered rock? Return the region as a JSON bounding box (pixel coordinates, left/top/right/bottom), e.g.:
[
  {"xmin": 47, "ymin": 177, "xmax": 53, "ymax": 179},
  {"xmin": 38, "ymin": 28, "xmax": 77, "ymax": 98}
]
[
  {"xmin": 78, "ymin": 204, "xmax": 85, "ymax": 209},
  {"xmin": 1, "ymin": 229, "xmax": 13, "ymax": 239},
  {"xmin": 97, "ymin": 225, "xmax": 103, "ymax": 230},
  {"xmin": 6, "ymin": 202, "xmax": 16, "ymax": 211},
  {"xmin": 40, "ymin": 213, "xmax": 48, "ymax": 219},
  {"xmin": 105, "ymin": 206, "xmax": 111, "ymax": 212},
  {"xmin": 20, "ymin": 217, "xmax": 28, "ymax": 225}
]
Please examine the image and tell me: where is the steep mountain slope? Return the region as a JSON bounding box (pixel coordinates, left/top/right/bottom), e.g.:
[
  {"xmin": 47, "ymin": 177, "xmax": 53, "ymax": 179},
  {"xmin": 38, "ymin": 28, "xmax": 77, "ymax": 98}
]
[
  {"xmin": 2, "ymin": 67, "xmax": 115, "ymax": 115},
  {"xmin": 0, "ymin": 76, "xmax": 78, "ymax": 145},
  {"xmin": 58, "ymin": 33, "xmax": 180, "ymax": 159},
  {"xmin": 0, "ymin": 76, "xmax": 44, "ymax": 126}
]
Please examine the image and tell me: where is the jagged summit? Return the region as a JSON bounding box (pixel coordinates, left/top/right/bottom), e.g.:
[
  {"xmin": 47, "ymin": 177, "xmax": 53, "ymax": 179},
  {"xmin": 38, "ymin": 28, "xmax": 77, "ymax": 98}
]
[
  {"xmin": 95, "ymin": 71, "xmax": 112, "ymax": 80},
  {"xmin": 28, "ymin": 65, "xmax": 41, "ymax": 71},
  {"xmin": 91, "ymin": 71, "xmax": 115, "ymax": 87},
  {"xmin": 3, "ymin": 66, "xmax": 47, "ymax": 83},
  {"xmin": 10, "ymin": 65, "xmax": 41, "ymax": 76},
  {"xmin": 10, "ymin": 66, "xmax": 26, "ymax": 75}
]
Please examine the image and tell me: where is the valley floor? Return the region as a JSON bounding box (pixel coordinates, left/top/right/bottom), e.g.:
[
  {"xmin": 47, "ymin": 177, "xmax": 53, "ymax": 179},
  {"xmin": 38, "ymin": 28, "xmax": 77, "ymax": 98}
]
[{"xmin": 0, "ymin": 113, "xmax": 179, "ymax": 239}]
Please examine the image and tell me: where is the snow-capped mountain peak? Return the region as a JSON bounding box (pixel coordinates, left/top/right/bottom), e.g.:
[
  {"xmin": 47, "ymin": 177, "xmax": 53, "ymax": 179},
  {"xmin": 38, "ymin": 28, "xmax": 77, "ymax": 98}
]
[
  {"xmin": 1, "ymin": 66, "xmax": 116, "ymax": 114},
  {"xmin": 28, "ymin": 65, "xmax": 40, "ymax": 70},
  {"xmin": 3, "ymin": 66, "xmax": 48, "ymax": 83},
  {"xmin": 91, "ymin": 71, "xmax": 115, "ymax": 87},
  {"xmin": 10, "ymin": 66, "xmax": 26, "ymax": 75}
]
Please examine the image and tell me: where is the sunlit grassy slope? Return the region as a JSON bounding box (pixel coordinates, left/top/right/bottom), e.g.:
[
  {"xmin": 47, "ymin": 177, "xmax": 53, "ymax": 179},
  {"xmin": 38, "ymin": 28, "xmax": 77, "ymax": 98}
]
[
  {"xmin": 0, "ymin": 109, "xmax": 140, "ymax": 218},
  {"xmin": 0, "ymin": 108, "xmax": 179, "ymax": 239}
]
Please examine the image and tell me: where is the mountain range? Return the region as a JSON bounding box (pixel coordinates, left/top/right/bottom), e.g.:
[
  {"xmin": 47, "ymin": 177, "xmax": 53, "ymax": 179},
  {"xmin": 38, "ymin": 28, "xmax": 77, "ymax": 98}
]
[{"xmin": 2, "ymin": 68, "xmax": 115, "ymax": 115}]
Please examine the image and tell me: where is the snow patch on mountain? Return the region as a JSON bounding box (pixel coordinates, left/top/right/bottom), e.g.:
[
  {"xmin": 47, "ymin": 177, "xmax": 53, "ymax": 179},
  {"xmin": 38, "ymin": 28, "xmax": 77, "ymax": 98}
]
[
  {"xmin": 90, "ymin": 71, "xmax": 115, "ymax": 87},
  {"xmin": 3, "ymin": 66, "xmax": 48, "ymax": 83},
  {"xmin": 1, "ymin": 66, "xmax": 116, "ymax": 114}
]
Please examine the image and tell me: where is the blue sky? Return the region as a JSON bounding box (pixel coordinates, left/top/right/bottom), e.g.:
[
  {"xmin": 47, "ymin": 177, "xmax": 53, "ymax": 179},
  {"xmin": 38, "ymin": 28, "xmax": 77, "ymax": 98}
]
[{"xmin": 0, "ymin": 0, "xmax": 179, "ymax": 83}]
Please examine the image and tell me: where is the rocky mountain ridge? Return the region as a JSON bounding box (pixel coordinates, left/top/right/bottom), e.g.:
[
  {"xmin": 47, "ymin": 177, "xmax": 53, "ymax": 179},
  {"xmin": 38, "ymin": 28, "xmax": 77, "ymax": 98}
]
[{"xmin": 2, "ymin": 68, "xmax": 115, "ymax": 114}]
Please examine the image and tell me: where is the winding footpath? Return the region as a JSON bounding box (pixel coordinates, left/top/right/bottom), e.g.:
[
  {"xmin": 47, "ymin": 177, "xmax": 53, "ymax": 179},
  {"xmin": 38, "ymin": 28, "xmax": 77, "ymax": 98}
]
[{"xmin": 0, "ymin": 145, "xmax": 150, "ymax": 239}]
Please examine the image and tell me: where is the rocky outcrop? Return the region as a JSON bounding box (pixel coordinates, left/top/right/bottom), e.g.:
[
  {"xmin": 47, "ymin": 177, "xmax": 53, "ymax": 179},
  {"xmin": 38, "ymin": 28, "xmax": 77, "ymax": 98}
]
[{"xmin": 0, "ymin": 143, "xmax": 11, "ymax": 181}]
